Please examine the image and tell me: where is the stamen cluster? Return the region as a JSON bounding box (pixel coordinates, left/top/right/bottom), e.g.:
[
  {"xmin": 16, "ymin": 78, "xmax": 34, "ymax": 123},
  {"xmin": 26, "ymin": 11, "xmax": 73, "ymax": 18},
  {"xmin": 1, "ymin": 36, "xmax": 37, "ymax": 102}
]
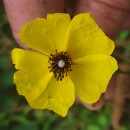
[{"xmin": 48, "ymin": 50, "xmax": 75, "ymax": 81}]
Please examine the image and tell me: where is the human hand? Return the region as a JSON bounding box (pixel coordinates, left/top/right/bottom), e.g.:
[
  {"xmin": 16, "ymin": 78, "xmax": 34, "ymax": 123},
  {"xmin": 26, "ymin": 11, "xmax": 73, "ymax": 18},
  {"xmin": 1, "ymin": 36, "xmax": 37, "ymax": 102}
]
[{"xmin": 4, "ymin": 0, "xmax": 130, "ymax": 110}]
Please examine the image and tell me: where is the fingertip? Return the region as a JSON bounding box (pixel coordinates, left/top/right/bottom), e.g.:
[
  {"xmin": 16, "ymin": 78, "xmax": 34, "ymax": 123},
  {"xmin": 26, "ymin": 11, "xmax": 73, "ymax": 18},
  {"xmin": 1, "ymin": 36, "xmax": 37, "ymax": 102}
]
[
  {"xmin": 77, "ymin": 94, "xmax": 105, "ymax": 110},
  {"xmin": 105, "ymin": 74, "xmax": 117, "ymax": 100},
  {"xmin": 12, "ymin": 31, "xmax": 29, "ymax": 49},
  {"xmin": 83, "ymin": 99, "xmax": 104, "ymax": 110},
  {"xmin": 84, "ymin": 95, "xmax": 105, "ymax": 110}
]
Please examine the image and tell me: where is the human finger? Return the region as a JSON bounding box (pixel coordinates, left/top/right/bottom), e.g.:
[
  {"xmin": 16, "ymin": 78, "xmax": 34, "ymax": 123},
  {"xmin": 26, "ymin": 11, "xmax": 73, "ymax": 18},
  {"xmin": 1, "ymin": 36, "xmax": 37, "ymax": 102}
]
[
  {"xmin": 68, "ymin": 0, "xmax": 130, "ymax": 39},
  {"xmin": 4, "ymin": 0, "xmax": 65, "ymax": 48}
]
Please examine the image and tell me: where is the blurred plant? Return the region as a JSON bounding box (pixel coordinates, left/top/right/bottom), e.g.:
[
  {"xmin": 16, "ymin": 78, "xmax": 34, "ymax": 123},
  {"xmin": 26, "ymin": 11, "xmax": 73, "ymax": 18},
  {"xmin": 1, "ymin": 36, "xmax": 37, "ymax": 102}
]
[{"xmin": 112, "ymin": 30, "xmax": 130, "ymax": 130}]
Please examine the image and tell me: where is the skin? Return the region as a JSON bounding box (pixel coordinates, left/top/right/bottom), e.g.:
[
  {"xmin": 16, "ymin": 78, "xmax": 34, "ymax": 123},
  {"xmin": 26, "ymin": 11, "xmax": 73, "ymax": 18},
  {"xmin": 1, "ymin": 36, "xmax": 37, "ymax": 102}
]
[{"xmin": 4, "ymin": 0, "xmax": 130, "ymax": 110}]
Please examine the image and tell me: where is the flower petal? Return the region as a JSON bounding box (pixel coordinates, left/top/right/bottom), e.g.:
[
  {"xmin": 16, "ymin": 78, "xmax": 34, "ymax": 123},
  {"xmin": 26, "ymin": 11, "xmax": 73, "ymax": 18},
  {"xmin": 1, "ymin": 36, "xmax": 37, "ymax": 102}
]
[
  {"xmin": 69, "ymin": 54, "xmax": 118, "ymax": 104},
  {"xmin": 29, "ymin": 76, "xmax": 75, "ymax": 117},
  {"xmin": 65, "ymin": 13, "xmax": 115, "ymax": 59},
  {"xmin": 20, "ymin": 13, "xmax": 71, "ymax": 55},
  {"xmin": 12, "ymin": 48, "xmax": 53, "ymax": 102}
]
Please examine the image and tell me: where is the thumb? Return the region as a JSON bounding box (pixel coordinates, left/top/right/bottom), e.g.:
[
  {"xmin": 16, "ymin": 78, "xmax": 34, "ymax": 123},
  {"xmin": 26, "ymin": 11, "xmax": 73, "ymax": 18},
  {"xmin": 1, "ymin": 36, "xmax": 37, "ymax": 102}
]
[
  {"xmin": 77, "ymin": 75, "xmax": 117, "ymax": 110},
  {"xmin": 72, "ymin": 0, "xmax": 130, "ymax": 39},
  {"xmin": 4, "ymin": 0, "xmax": 65, "ymax": 48}
]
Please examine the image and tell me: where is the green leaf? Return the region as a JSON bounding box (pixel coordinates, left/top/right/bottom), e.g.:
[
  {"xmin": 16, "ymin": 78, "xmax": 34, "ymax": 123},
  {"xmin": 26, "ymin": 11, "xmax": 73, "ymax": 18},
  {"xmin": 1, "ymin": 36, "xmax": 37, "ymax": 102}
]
[
  {"xmin": 12, "ymin": 124, "xmax": 38, "ymax": 130},
  {"xmin": 87, "ymin": 124, "xmax": 100, "ymax": 130},
  {"xmin": 116, "ymin": 30, "xmax": 130, "ymax": 43}
]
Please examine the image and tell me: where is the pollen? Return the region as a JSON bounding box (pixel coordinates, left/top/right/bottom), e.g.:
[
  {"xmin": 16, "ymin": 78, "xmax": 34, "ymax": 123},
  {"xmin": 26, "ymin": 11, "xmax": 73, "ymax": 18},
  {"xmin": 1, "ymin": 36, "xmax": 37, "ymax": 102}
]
[{"xmin": 48, "ymin": 50, "xmax": 75, "ymax": 81}]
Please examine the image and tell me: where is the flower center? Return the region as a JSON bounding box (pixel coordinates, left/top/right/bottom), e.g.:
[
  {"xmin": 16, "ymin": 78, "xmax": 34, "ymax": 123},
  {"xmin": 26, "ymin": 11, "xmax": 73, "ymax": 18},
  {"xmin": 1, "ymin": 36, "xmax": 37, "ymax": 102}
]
[
  {"xmin": 48, "ymin": 50, "xmax": 75, "ymax": 81},
  {"xmin": 58, "ymin": 60, "xmax": 65, "ymax": 68}
]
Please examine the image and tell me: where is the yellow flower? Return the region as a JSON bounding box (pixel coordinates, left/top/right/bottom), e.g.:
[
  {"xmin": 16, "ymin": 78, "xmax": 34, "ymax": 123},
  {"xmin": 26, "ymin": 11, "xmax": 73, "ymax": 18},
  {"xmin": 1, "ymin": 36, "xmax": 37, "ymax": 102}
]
[{"xmin": 12, "ymin": 13, "xmax": 118, "ymax": 117}]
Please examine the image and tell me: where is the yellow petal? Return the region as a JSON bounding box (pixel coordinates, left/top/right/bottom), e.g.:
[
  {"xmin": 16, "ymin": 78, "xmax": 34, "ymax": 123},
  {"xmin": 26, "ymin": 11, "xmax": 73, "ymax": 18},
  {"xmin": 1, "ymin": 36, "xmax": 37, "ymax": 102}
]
[
  {"xmin": 65, "ymin": 13, "xmax": 115, "ymax": 59},
  {"xmin": 12, "ymin": 48, "xmax": 53, "ymax": 101},
  {"xmin": 20, "ymin": 13, "xmax": 71, "ymax": 55},
  {"xmin": 29, "ymin": 76, "xmax": 75, "ymax": 117},
  {"xmin": 69, "ymin": 54, "xmax": 118, "ymax": 104}
]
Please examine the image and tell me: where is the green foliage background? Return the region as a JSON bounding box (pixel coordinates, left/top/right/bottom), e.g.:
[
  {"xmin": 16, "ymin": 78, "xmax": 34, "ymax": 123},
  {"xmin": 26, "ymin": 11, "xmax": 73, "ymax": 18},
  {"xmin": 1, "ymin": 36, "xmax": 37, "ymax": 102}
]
[{"xmin": 0, "ymin": 1, "xmax": 130, "ymax": 130}]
